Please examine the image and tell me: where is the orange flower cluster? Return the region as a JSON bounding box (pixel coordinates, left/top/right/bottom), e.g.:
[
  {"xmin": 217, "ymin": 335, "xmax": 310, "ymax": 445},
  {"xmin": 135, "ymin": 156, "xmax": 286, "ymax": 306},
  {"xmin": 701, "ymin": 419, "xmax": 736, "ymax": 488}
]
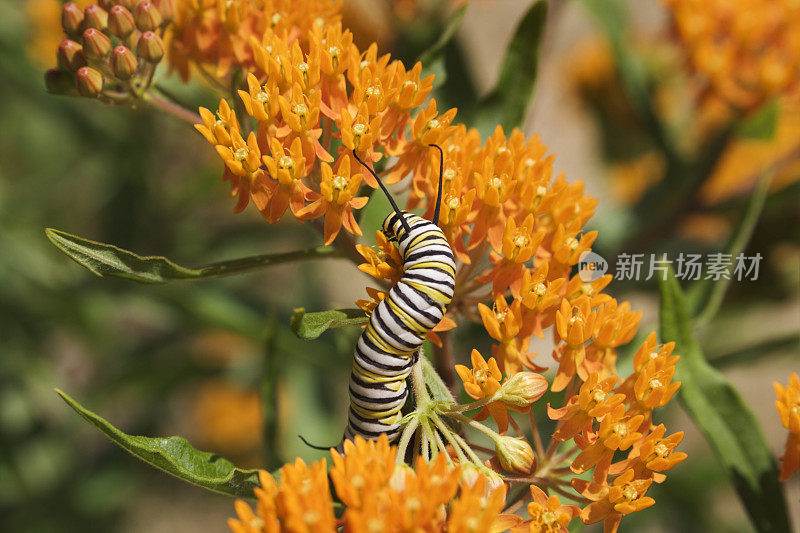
[
  {"xmin": 450, "ymin": 331, "xmax": 685, "ymax": 531},
  {"xmin": 228, "ymin": 435, "xmax": 508, "ymax": 533},
  {"xmin": 774, "ymin": 372, "xmax": 800, "ymax": 482},
  {"xmin": 663, "ymin": 0, "xmax": 800, "ymax": 111},
  {"xmin": 167, "ymin": 0, "xmax": 341, "ymax": 82},
  {"xmin": 194, "ymin": 0, "xmax": 453, "ymax": 244},
  {"xmin": 545, "ymin": 332, "xmax": 686, "ymax": 531}
]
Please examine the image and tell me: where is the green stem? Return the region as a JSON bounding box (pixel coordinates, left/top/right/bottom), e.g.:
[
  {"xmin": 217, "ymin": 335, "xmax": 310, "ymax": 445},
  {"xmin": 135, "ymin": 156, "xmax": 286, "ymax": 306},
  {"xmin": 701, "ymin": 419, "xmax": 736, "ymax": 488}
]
[
  {"xmin": 142, "ymin": 90, "xmax": 202, "ymax": 124},
  {"xmin": 440, "ymin": 395, "xmax": 496, "ymax": 413},
  {"xmin": 411, "ymin": 350, "xmax": 432, "ymax": 404},
  {"xmin": 198, "ymin": 246, "xmax": 344, "ymax": 278},
  {"xmin": 448, "ymin": 411, "xmax": 503, "ymax": 442},
  {"xmin": 429, "ymin": 420, "xmax": 452, "ymax": 463},
  {"xmin": 431, "ymin": 414, "xmax": 471, "ymax": 464},
  {"xmin": 261, "ymin": 315, "xmax": 281, "ymax": 468},
  {"xmin": 449, "ymin": 430, "xmax": 484, "ymax": 464},
  {"xmin": 395, "ymin": 418, "xmax": 420, "ymax": 464}
]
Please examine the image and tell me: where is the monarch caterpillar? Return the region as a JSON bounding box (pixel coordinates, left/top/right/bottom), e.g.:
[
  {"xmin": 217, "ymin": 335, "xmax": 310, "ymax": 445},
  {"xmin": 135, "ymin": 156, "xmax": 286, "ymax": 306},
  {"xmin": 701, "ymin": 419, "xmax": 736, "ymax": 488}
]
[{"xmin": 341, "ymin": 146, "xmax": 456, "ymax": 444}]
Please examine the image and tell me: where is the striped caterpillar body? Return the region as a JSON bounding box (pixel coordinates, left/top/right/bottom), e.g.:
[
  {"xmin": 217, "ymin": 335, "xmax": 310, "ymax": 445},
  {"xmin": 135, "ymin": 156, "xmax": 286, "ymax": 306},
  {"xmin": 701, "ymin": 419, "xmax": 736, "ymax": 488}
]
[{"xmin": 344, "ymin": 211, "xmax": 456, "ymax": 442}]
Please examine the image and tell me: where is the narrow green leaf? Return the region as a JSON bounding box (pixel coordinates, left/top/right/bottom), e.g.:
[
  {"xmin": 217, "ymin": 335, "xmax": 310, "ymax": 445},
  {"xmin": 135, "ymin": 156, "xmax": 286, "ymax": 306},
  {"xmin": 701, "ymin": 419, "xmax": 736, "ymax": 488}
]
[
  {"xmin": 261, "ymin": 315, "xmax": 282, "ymax": 469},
  {"xmin": 46, "ymin": 228, "xmax": 340, "ymax": 284},
  {"xmin": 710, "ymin": 333, "xmax": 800, "ymax": 369},
  {"xmin": 737, "ymin": 99, "xmax": 780, "ymax": 140},
  {"xmin": 659, "ymin": 270, "xmax": 790, "ymax": 533},
  {"xmin": 475, "ymin": 0, "xmax": 547, "ymax": 133},
  {"xmin": 56, "ymin": 389, "xmax": 262, "ymax": 498},
  {"xmin": 687, "ymin": 171, "xmax": 772, "ymax": 325},
  {"xmin": 419, "ymin": 4, "xmax": 469, "ymax": 88},
  {"xmin": 422, "ymin": 357, "xmax": 456, "ymax": 404},
  {"xmin": 580, "ymin": 0, "xmax": 649, "ymax": 115},
  {"xmin": 290, "ymin": 308, "xmax": 368, "ymax": 340},
  {"xmin": 580, "ymin": 0, "xmax": 688, "ymax": 172}
]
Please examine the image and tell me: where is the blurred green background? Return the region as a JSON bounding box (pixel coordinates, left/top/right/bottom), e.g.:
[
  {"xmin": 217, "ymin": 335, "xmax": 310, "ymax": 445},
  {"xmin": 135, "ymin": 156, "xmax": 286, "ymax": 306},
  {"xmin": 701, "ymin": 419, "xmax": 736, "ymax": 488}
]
[{"xmin": 1, "ymin": 0, "xmax": 798, "ymax": 531}]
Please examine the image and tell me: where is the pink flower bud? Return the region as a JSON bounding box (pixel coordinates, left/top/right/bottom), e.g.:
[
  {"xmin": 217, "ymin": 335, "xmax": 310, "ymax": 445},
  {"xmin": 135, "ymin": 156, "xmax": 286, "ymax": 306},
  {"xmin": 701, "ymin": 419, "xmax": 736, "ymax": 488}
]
[
  {"xmin": 57, "ymin": 39, "xmax": 86, "ymax": 72},
  {"xmin": 82, "ymin": 28, "xmax": 111, "ymax": 59},
  {"xmin": 61, "ymin": 2, "xmax": 84, "ymax": 36},
  {"xmin": 111, "ymin": 45, "xmax": 138, "ymax": 80},
  {"xmin": 136, "ymin": 31, "xmax": 164, "ymax": 63},
  {"xmin": 494, "ymin": 436, "xmax": 536, "ymax": 474},
  {"xmin": 83, "ymin": 4, "xmax": 108, "ymax": 30},
  {"xmin": 76, "ymin": 66, "xmax": 104, "ymax": 97},
  {"xmin": 134, "ymin": 1, "xmax": 162, "ymax": 32},
  {"xmin": 108, "ymin": 5, "xmax": 136, "ymax": 38},
  {"xmin": 498, "ymin": 372, "xmax": 548, "ymax": 408}
]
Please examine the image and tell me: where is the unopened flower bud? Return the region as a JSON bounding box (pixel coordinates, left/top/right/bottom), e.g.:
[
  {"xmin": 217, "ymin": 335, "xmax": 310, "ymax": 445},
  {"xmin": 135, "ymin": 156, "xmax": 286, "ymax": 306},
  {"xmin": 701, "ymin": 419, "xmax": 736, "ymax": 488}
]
[
  {"xmin": 61, "ymin": 2, "xmax": 84, "ymax": 36},
  {"xmin": 152, "ymin": 0, "xmax": 174, "ymax": 23},
  {"xmin": 83, "ymin": 4, "xmax": 108, "ymax": 30},
  {"xmin": 498, "ymin": 372, "xmax": 548, "ymax": 408},
  {"xmin": 134, "ymin": 1, "xmax": 162, "ymax": 31},
  {"xmin": 45, "ymin": 69, "xmax": 77, "ymax": 95},
  {"xmin": 76, "ymin": 66, "xmax": 104, "ymax": 97},
  {"xmin": 494, "ymin": 436, "xmax": 536, "ymax": 474},
  {"xmin": 82, "ymin": 28, "xmax": 111, "ymax": 59},
  {"xmin": 57, "ymin": 39, "xmax": 86, "ymax": 72},
  {"xmin": 111, "ymin": 45, "xmax": 138, "ymax": 80},
  {"xmin": 108, "ymin": 5, "xmax": 136, "ymax": 37},
  {"xmin": 136, "ymin": 31, "xmax": 164, "ymax": 63}
]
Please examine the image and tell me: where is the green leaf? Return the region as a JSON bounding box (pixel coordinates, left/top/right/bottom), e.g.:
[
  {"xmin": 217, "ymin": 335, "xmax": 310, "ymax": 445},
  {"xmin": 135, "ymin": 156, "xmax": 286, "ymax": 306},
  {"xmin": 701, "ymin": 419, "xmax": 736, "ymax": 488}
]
[
  {"xmin": 418, "ymin": 4, "xmax": 468, "ymax": 88},
  {"xmin": 710, "ymin": 332, "xmax": 800, "ymax": 369},
  {"xmin": 687, "ymin": 171, "xmax": 772, "ymax": 325},
  {"xmin": 659, "ymin": 270, "xmax": 790, "ymax": 533},
  {"xmin": 290, "ymin": 308, "xmax": 368, "ymax": 340},
  {"xmin": 737, "ymin": 99, "xmax": 779, "ymax": 140},
  {"xmin": 46, "ymin": 228, "xmax": 340, "ymax": 284},
  {"xmin": 580, "ymin": 0, "xmax": 649, "ymax": 115},
  {"xmin": 475, "ymin": 0, "xmax": 547, "ymax": 133},
  {"xmin": 55, "ymin": 389, "xmax": 262, "ymax": 498},
  {"xmin": 422, "ymin": 357, "xmax": 456, "ymax": 404}
]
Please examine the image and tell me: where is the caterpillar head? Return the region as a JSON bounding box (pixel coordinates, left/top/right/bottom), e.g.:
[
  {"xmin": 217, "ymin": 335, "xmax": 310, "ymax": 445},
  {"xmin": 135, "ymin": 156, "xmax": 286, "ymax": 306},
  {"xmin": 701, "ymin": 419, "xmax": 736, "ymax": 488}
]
[{"xmin": 381, "ymin": 211, "xmax": 416, "ymax": 243}]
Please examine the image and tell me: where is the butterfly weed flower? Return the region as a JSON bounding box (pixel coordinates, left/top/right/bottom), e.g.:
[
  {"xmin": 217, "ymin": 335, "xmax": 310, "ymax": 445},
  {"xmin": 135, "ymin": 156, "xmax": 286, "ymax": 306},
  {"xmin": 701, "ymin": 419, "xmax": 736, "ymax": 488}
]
[
  {"xmin": 260, "ymin": 137, "xmax": 310, "ymax": 223},
  {"xmin": 572, "ymin": 468, "xmax": 656, "ymax": 533},
  {"xmin": 229, "ymin": 459, "xmax": 337, "ymax": 533},
  {"xmin": 663, "ymin": 0, "xmax": 800, "ymax": 112},
  {"xmin": 504, "ymin": 485, "xmax": 580, "ymax": 532},
  {"xmin": 230, "ymin": 436, "xmax": 509, "ymax": 532},
  {"xmin": 608, "ymin": 424, "xmax": 687, "ymax": 482},
  {"xmin": 774, "ymin": 372, "xmax": 800, "ymax": 481},
  {"xmin": 296, "ymin": 154, "xmax": 367, "ymax": 245},
  {"xmin": 571, "ymin": 404, "xmax": 645, "ymax": 483},
  {"xmin": 478, "ymin": 296, "xmax": 542, "ymax": 374},
  {"xmin": 548, "ymin": 373, "xmax": 626, "ymax": 442}
]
